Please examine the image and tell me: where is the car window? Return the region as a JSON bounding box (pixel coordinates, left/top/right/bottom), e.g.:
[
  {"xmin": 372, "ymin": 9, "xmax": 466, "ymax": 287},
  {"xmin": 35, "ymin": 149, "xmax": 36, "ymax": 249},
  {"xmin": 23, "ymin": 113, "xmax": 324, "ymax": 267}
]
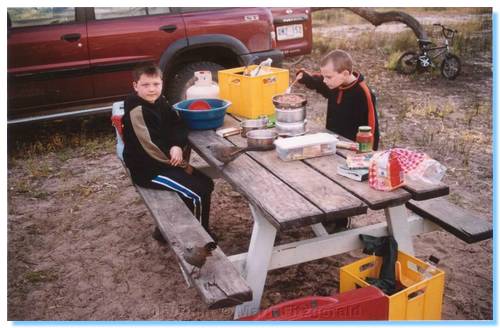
[
  {"xmin": 177, "ymin": 8, "xmax": 226, "ymax": 13},
  {"xmin": 94, "ymin": 7, "xmax": 171, "ymax": 20},
  {"xmin": 7, "ymin": 7, "xmax": 75, "ymax": 28}
]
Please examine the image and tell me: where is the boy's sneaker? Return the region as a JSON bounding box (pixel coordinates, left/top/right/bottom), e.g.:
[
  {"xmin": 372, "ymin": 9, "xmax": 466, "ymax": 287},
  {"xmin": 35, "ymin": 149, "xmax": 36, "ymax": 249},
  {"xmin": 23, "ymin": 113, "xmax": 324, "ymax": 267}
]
[{"xmin": 152, "ymin": 227, "xmax": 167, "ymax": 244}]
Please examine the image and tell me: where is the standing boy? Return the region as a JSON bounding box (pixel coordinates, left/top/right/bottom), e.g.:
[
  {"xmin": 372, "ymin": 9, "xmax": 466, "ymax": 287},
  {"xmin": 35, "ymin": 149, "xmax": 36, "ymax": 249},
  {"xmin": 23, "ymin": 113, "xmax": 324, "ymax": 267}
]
[
  {"xmin": 297, "ymin": 49, "xmax": 380, "ymax": 150},
  {"xmin": 122, "ymin": 64, "xmax": 214, "ymax": 241}
]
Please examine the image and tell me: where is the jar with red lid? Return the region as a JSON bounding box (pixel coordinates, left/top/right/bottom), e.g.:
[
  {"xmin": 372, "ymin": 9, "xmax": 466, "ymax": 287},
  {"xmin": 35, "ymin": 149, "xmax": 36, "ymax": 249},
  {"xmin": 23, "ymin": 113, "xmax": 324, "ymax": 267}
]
[{"xmin": 356, "ymin": 126, "xmax": 373, "ymax": 153}]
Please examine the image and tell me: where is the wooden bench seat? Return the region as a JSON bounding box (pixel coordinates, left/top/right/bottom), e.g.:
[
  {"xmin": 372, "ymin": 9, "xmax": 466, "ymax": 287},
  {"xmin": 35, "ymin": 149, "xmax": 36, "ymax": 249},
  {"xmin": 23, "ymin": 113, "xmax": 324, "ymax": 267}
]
[
  {"xmin": 406, "ymin": 198, "xmax": 492, "ymax": 244},
  {"xmin": 136, "ymin": 186, "xmax": 252, "ymax": 309}
]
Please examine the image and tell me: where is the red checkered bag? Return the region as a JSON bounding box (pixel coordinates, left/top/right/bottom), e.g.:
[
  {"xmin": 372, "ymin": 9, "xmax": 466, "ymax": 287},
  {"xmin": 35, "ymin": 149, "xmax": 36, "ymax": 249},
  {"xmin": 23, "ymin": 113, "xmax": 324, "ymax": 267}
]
[{"xmin": 369, "ymin": 148, "xmax": 446, "ymax": 191}]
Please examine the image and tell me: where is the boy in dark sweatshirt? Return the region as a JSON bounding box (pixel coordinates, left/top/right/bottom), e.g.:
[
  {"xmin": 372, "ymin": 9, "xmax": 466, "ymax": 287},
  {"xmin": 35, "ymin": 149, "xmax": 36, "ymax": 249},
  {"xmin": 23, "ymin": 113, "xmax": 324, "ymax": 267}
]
[
  {"xmin": 297, "ymin": 49, "xmax": 380, "ymax": 150},
  {"xmin": 297, "ymin": 50, "xmax": 380, "ymax": 232},
  {"xmin": 122, "ymin": 64, "xmax": 214, "ymax": 241}
]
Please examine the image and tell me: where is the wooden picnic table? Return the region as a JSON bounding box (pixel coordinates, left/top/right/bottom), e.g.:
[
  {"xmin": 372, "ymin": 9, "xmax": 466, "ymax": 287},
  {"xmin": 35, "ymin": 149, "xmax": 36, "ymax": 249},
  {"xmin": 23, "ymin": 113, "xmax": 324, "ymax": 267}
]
[{"xmin": 188, "ymin": 114, "xmax": 453, "ymax": 319}]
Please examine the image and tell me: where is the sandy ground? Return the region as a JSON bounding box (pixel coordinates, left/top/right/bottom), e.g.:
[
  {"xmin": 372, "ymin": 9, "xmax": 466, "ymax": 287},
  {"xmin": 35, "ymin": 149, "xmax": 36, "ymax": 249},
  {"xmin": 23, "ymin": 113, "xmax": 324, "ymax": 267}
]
[{"xmin": 7, "ymin": 11, "xmax": 493, "ymax": 321}]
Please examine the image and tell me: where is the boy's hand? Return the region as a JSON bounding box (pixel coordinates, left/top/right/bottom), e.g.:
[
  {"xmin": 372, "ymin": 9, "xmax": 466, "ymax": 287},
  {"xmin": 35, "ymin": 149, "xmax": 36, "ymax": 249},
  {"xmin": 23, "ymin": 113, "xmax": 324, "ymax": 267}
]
[
  {"xmin": 296, "ymin": 68, "xmax": 311, "ymax": 83},
  {"xmin": 169, "ymin": 146, "xmax": 184, "ymax": 166}
]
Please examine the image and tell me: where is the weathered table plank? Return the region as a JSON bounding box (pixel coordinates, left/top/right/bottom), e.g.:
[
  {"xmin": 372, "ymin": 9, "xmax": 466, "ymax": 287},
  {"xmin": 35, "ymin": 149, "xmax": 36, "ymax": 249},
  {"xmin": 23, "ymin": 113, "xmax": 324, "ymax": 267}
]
[
  {"xmin": 224, "ymin": 115, "xmax": 368, "ymax": 223},
  {"xmin": 188, "ymin": 130, "xmax": 324, "ymax": 230},
  {"xmin": 305, "ymin": 154, "xmax": 412, "ymax": 210},
  {"xmin": 136, "ymin": 186, "xmax": 252, "ymax": 309},
  {"xmin": 332, "ymin": 132, "xmax": 449, "ymax": 201}
]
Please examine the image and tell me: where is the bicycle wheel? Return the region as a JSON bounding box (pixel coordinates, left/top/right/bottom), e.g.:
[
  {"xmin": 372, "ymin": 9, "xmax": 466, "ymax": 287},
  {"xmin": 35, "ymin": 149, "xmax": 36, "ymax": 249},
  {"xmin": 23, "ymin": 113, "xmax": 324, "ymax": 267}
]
[
  {"xmin": 441, "ymin": 54, "xmax": 461, "ymax": 80},
  {"xmin": 396, "ymin": 51, "xmax": 419, "ymax": 75}
]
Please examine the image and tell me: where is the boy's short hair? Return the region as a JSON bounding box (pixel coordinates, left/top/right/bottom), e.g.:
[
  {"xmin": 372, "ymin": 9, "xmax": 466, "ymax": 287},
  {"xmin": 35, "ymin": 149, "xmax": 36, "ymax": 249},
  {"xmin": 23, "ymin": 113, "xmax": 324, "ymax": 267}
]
[
  {"xmin": 320, "ymin": 50, "xmax": 353, "ymax": 74},
  {"xmin": 132, "ymin": 63, "xmax": 163, "ymax": 82}
]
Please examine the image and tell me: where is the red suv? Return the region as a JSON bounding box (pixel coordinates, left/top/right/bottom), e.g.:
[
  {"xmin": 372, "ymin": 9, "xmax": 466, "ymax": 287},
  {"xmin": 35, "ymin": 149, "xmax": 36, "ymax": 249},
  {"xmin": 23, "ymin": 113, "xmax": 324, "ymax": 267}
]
[{"xmin": 7, "ymin": 7, "xmax": 312, "ymax": 123}]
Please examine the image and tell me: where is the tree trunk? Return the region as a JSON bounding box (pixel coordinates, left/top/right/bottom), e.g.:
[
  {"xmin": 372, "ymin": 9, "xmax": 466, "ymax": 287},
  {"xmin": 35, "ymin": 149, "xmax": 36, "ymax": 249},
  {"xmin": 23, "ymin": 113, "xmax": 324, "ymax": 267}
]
[{"xmin": 312, "ymin": 7, "xmax": 428, "ymax": 41}]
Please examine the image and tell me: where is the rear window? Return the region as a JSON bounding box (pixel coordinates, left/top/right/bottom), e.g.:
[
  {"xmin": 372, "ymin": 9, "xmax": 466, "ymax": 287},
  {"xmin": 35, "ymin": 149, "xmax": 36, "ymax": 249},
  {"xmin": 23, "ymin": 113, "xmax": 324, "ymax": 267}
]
[
  {"xmin": 8, "ymin": 7, "xmax": 75, "ymax": 28},
  {"xmin": 94, "ymin": 7, "xmax": 171, "ymax": 20}
]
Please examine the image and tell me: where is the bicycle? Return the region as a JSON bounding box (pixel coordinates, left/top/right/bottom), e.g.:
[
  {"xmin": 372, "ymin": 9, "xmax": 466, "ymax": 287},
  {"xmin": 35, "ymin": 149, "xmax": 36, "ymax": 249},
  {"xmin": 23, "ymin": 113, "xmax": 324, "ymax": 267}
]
[{"xmin": 396, "ymin": 23, "xmax": 461, "ymax": 80}]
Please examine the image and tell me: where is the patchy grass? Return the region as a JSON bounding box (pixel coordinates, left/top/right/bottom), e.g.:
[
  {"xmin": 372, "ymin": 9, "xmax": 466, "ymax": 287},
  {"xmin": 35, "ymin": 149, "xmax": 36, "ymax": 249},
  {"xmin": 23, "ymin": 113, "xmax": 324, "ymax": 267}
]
[
  {"xmin": 385, "ymin": 50, "xmax": 403, "ymax": 70},
  {"xmin": 24, "ymin": 270, "xmax": 58, "ymax": 283},
  {"xmin": 9, "ymin": 116, "xmax": 115, "ymax": 164}
]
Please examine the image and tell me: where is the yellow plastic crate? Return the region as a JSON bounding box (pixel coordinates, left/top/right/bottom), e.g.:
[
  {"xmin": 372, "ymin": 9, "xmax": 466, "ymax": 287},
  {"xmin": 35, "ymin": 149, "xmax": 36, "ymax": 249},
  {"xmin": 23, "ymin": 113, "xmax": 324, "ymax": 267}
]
[
  {"xmin": 218, "ymin": 65, "xmax": 289, "ymax": 118},
  {"xmin": 339, "ymin": 251, "xmax": 445, "ymax": 320}
]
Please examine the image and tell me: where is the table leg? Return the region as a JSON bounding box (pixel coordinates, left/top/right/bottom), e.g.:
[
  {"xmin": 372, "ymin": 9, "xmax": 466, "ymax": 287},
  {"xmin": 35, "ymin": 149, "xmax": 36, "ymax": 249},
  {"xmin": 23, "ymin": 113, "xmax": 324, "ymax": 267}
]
[
  {"xmin": 385, "ymin": 205, "xmax": 415, "ymax": 255},
  {"xmin": 233, "ymin": 204, "xmax": 277, "ymax": 319}
]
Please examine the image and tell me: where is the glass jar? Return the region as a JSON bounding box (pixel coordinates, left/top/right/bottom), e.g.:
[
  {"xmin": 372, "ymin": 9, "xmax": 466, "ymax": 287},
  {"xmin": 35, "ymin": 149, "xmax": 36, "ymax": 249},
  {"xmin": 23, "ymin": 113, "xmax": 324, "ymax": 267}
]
[{"xmin": 356, "ymin": 126, "xmax": 373, "ymax": 153}]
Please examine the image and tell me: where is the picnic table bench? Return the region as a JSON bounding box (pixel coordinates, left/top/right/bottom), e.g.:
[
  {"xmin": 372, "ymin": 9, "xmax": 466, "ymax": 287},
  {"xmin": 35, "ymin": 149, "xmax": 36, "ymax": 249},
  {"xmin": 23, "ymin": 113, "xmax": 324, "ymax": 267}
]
[{"xmin": 112, "ymin": 101, "xmax": 491, "ymax": 318}]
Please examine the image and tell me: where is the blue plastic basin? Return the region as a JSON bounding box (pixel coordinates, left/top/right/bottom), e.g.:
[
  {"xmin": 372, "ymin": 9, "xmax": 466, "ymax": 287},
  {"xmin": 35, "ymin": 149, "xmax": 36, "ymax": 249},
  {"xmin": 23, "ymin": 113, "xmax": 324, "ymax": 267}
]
[{"xmin": 173, "ymin": 98, "xmax": 231, "ymax": 130}]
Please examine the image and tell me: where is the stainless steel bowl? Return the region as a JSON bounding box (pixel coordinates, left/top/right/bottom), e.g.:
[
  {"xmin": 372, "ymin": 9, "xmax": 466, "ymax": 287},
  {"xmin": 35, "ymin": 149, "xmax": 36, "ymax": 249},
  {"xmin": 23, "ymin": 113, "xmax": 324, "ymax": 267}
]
[
  {"xmin": 272, "ymin": 93, "xmax": 307, "ymax": 109},
  {"xmin": 275, "ymin": 120, "xmax": 307, "ymax": 136},
  {"xmin": 246, "ymin": 129, "xmax": 277, "ymax": 150},
  {"xmin": 240, "ymin": 119, "xmax": 267, "ymax": 137},
  {"xmin": 275, "ymin": 106, "xmax": 306, "ymax": 123}
]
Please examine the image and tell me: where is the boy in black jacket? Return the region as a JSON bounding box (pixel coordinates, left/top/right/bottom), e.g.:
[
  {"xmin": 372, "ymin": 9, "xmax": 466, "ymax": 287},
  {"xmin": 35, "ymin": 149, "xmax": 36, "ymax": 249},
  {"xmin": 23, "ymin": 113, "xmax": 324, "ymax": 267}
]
[
  {"xmin": 298, "ymin": 50, "xmax": 380, "ymax": 232},
  {"xmin": 122, "ymin": 64, "xmax": 214, "ymax": 241},
  {"xmin": 297, "ymin": 49, "xmax": 380, "ymax": 150}
]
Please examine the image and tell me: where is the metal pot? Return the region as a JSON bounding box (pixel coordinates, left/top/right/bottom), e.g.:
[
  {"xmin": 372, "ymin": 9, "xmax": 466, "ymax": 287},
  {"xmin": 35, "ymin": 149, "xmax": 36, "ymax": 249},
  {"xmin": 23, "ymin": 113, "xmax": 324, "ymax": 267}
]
[
  {"xmin": 272, "ymin": 93, "xmax": 307, "ymax": 109},
  {"xmin": 275, "ymin": 120, "xmax": 307, "ymax": 137},
  {"xmin": 275, "ymin": 106, "xmax": 306, "ymax": 123},
  {"xmin": 246, "ymin": 129, "xmax": 277, "ymax": 150},
  {"xmin": 240, "ymin": 119, "xmax": 267, "ymax": 137}
]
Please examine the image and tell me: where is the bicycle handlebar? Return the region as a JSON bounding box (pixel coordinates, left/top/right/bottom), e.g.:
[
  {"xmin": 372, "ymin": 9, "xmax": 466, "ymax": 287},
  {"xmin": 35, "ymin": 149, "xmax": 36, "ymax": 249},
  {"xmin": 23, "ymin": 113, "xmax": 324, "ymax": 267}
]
[{"xmin": 433, "ymin": 23, "xmax": 458, "ymax": 39}]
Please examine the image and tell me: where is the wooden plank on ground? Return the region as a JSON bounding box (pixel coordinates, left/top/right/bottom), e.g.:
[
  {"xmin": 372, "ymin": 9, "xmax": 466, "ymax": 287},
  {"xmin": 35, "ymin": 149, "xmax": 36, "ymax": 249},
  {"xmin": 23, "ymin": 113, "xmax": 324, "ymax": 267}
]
[
  {"xmin": 224, "ymin": 115, "xmax": 368, "ymax": 223},
  {"xmin": 188, "ymin": 130, "xmax": 324, "ymax": 230},
  {"xmin": 305, "ymin": 154, "xmax": 412, "ymax": 210},
  {"xmin": 136, "ymin": 186, "xmax": 252, "ymax": 309},
  {"xmin": 406, "ymin": 198, "xmax": 492, "ymax": 243}
]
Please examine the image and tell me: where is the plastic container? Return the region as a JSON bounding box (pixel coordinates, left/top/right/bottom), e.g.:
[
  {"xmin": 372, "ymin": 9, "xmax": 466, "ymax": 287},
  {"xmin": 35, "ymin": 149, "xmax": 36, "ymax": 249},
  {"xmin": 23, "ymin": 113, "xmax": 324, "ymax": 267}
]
[
  {"xmin": 186, "ymin": 71, "xmax": 219, "ymax": 99},
  {"xmin": 339, "ymin": 250, "xmax": 445, "ymax": 320},
  {"xmin": 240, "ymin": 286, "xmax": 388, "ymax": 321},
  {"xmin": 111, "ymin": 101, "xmax": 125, "ymax": 160},
  {"xmin": 274, "ymin": 133, "xmax": 337, "ymax": 161},
  {"xmin": 173, "ymin": 98, "xmax": 230, "ymax": 130},
  {"xmin": 218, "ymin": 65, "xmax": 289, "ymax": 118}
]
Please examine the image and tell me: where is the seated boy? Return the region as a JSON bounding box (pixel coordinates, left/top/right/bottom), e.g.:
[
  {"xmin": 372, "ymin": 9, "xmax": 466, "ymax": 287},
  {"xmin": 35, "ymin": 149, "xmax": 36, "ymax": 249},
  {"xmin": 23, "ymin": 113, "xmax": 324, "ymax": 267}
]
[
  {"xmin": 297, "ymin": 49, "xmax": 380, "ymax": 231},
  {"xmin": 122, "ymin": 64, "xmax": 214, "ymax": 241},
  {"xmin": 297, "ymin": 49, "xmax": 380, "ymax": 150}
]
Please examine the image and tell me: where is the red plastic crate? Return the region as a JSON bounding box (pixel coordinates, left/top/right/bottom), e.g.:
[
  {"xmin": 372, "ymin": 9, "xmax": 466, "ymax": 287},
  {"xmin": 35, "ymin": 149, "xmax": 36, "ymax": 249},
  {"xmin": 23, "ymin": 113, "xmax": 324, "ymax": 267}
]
[{"xmin": 240, "ymin": 286, "xmax": 388, "ymax": 321}]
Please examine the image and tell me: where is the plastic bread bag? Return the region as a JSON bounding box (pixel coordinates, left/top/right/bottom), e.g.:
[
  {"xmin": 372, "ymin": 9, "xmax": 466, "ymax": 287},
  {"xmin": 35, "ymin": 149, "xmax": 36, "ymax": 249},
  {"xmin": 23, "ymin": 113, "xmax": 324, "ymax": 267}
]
[
  {"xmin": 405, "ymin": 158, "xmax": 447, "ymax": 185},
  {"xmin": 368, "ymin": 150, "xmax": 405, "ymax": 191},
  {"xmin": 369, "ymin": 148, "xmax": 447, "ymax": 190}
]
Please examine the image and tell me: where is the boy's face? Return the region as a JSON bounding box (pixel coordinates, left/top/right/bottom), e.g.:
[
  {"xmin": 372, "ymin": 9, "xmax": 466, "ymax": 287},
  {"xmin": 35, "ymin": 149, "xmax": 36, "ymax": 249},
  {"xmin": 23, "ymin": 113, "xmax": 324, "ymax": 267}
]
[
  {"xmin": 320, "ymin": 62, "xmax": 349, "ymax": 89},
  {"xmin": 133, "ymin": 74, "xmax": 163, "ymax": 103}
]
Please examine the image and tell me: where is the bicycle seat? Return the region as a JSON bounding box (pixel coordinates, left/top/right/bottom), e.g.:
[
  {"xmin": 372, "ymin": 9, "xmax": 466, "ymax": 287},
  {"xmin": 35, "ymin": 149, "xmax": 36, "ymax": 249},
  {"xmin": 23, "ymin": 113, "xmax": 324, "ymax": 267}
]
[{"xmin": 418, "ymin": 39, "xmax": 434, "ymax": 46}]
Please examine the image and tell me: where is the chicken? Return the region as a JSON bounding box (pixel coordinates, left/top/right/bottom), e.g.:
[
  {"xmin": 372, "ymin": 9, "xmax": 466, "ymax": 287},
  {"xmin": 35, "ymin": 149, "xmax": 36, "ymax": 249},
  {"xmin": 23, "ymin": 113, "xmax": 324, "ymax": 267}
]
[{"xmin": 182, "ymin": 241, "xmax": 218, "ymax": 277}]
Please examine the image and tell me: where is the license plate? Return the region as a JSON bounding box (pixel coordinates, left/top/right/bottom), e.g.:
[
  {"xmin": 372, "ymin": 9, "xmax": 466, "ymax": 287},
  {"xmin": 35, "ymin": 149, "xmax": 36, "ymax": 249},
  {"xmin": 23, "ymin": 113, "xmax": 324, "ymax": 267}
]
[{"xmin": 276, "ymin": 24, "xmax": 303, "ymax": 41}]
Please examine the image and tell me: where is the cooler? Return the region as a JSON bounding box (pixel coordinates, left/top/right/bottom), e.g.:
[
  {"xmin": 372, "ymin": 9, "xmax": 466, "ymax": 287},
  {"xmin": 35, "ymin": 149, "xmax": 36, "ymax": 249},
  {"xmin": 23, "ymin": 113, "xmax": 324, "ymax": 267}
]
[{"xmin": 240, "ymin": 286, "xmax": 388, "ymax": 321}]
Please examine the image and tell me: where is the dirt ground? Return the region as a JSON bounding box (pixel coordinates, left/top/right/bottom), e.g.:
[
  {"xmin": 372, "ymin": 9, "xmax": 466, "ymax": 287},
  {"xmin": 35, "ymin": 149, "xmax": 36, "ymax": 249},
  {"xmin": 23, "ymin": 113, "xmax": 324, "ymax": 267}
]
[{"xmin": 7, "ymin": 11, "xmax": 493, "ymax": 321}]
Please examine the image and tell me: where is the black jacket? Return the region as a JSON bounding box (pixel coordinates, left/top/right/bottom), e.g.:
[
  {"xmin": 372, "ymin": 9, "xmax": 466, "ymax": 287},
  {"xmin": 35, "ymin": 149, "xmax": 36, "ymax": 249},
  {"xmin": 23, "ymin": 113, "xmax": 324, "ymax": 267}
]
[
  {"xmin": 122, "ymin": 94, "xmax": 188, "ymax": 186},
  {"xmin": 299, "ymin": 72, "xmax": 380, "ymax": 150}
]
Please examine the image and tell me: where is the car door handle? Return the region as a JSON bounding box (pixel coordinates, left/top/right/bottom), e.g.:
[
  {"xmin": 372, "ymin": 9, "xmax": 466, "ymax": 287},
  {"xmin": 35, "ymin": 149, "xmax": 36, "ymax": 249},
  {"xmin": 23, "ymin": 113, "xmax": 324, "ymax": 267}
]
[
  {"xmin": 159, "ymin": 25, "xmax": 177, "ymax": 33},
  {"xmin": 61, "ymin": 33, "xmax": 81, "ymax": 42}
]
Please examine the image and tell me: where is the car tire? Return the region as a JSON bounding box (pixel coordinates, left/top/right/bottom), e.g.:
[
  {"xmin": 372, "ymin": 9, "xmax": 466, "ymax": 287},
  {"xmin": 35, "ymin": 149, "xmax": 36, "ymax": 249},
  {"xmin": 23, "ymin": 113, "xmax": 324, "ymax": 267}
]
[{"xmin": 165, "ymin": 61, "xmax": 225, "ymax": 105}]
